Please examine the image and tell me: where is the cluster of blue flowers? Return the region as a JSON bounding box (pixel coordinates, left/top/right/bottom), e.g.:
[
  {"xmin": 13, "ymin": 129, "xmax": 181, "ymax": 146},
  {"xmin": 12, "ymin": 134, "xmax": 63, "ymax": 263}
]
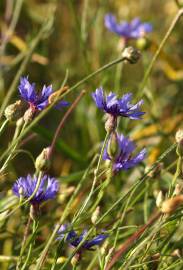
[
  {"xmin": 92, "ymin": 88, "xmax": 146, "ymax": 173},
  {"xmin": 11, "ymin": 12, "xmax": 151, "ymax": 262}
]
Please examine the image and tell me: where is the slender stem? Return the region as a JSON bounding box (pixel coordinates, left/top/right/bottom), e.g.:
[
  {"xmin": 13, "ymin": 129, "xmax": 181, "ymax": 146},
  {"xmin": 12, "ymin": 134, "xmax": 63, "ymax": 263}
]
[
  {"xmin": 90, "ymin": 163, "xmax": 113, "ymax": 213},
  {"xmin": 140, "ymin": 8, "xmax": 183, "ymax": 96},
  {"xmin": 20, "ymin": 219, "xmax": 37, "ymax": 270},
  {"xmin": 49, "ymin": 90, "xmax": 86, "ymax": 159},
  {"xmin": 0, "ymin": 121, "xmax": 26, "ymax": 173},
  {"xmin": 105, "ymin": 212, "xmax": 162, "ymax": 270},
  {"xmin": 0, "ymin": 119, "xmax": 8, "ymax": 135},
  {"xmin": 72, "ymin": 131, "xmax": 111, "ymax": 223},
  {"xmin": 50, "ymin": 155, "xmax": 98, "ymax": 270},
  {"xmin": 168, "ymin": 156, "xmax": 182, "ymax": 197},
  {"xmin": 16, "ymin": 211, "xmax": 32, "ymax": 270}
]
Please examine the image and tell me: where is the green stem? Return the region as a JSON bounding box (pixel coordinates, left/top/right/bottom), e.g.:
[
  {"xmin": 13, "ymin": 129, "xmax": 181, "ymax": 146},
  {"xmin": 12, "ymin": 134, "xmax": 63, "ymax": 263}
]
[
  {"xmin": 0, "ymin": 119, "xmax": 8, "ymax": 135},
  {"xmin": 20, "ymin": 219, "xmax": 37, "ymax": 270},
  {"xmin": 168, "ymin": 156, "xmax": 182, "ymax": 197},
  {"xmin": 72, "ymin": 131, "xmax": 111, "ymax": 223},
  {"xmin": 90, "ymin": 163, "xmax": 113, "ymax": 213},
  {"xmin": 0, "ymin": 121, "xmax": 26, "ymax": 173},
  {"xmin": 16, "ymin": 211, "xmax": 32, "ymax": 270},
  {"xmin": 140, "ymin": 8, "xmax": 183, "ymax": 97}
]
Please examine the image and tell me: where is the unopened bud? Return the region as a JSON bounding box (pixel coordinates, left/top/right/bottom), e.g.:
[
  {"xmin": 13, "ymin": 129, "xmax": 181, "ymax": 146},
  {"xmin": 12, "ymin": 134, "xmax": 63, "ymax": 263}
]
[
  {"xmin": 176, "ymin": 129, "xmax": 183, "ymax": 157},
  {"xmin": 174, "ymin": 183, "xmax": 183, "ymax": 196},
  {"xmin": 101, "ymin": 240, "xmax": 109, "ymax": 256},
  {"xmin": 71, "ymin": 253, "xmax": 81, "ymax": 267},
  {"xmin": 122, "ymin": 46, "xmax": 141, "ymax": 64},
  {"xmin": 23, "ymin": 107, "xmax": 35, "ymax": 124},
  {"xmin": 105, "ymin": 114, "xmax": 117, "ymax": 133},
  {"xmin": 176, "ymin": 129, "xmax": 183, "ymax": 144},
  {"xmin": 30, "ymin": 204, "xmax": 40, "ymax": 220},
  {"xmin": 161, "ymin": 195, "xmax": 183, "ymax": 214},
  {"xmin": 35, "ymin": 147, "xmax": 51, "ymax": 172},
  {"xmin": 107, "ymin": 132, "xmax": 118, "ymax": 160},
  {"xmin": 136, "ymin": 37, "xmax": 150, "ymax": 50},
  {"xmin": 156, "ymin": 191, "xmax": 164, "ymax": 208},
  {"xmin": 91, "ymin": 206, "xmax": 100, "ymax": 224},
  {"xmin": 16, "ymin": 117, "xmax": 24, "ymax": 128},
  {"xmin": 171, "ymin": 249, "xmax": 181, "ymax": 258},
  {"xmin": 4, "ymin": 100, "xmax": 26, "ymax": 122}
]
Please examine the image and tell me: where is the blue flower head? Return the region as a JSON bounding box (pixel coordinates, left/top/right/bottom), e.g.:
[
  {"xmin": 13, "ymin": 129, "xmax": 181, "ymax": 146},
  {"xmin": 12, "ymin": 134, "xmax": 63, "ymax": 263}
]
[
  {"xmin": 18, "ymin": 76, "xmax": 68, "ymax": 111},
  {"xmin": 92, "ymin": 88, "xmax": 145, "ymax": 120},
  {"xmin": 57, "ymin": 224, "xmax": 108, "ymax": 251},
  {"xmin": 105, "ymin": 14, "xmax": 152, "ymax": 40},
  {"xmin": 103, "ymin": 133, "xmax": 146, "ymax": 173},
  {"xmin": 12, "ymin": 174, "xmax": 59, "ymax": 205}
]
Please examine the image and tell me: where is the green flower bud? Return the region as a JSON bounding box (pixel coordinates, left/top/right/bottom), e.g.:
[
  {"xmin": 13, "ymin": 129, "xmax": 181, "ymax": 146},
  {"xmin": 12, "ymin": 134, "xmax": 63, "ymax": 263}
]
[
  {"xmin": 71, "ymin": 253, "xmax": 81, "ymax": 267},
  {"xmin": 35, "ymin": 147, "xmax": 51, "ymax": 172},
  {"xmin": 136, "ymin": 37, "xmax": 150, "ymax": 50},
  {"xmin": 107, "ymin": 132, "xmax": 118, "ymax": 160},
  {"xmin": 176, "ymin": 129, "xmax": 183, "ymax": 157},
  {"xmin": 91, "ymin": 206, "xmax": 100, "ymax": 224},
  {"xmin": 4, "ymin": 100, "xmax": 26, "ymax": 122}
]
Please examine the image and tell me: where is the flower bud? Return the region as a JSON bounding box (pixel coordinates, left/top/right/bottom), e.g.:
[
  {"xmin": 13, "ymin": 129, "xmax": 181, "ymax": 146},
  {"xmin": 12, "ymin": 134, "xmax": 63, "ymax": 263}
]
[
  {"xmin": 16, "ymin": 117, "xmax": 24, "ymax": 128},
  {"xmin": 91, "ymin": 206, "xmax": 100, "ymax": 224},
  {"xmin": 136, "ymin": 37, "xmax": 150, "ymax": 50},
  {"xmin": 156, "ymin": 191, "xmax": 164, "ymax": 208},
  {"xmin": 171, "ymin": 249, "xmax": 181, "ymax": 258},
  {"xmin": 174, "ymin": 183, "xmax": 183, "ymax": 196},
  {"xmin": 23, "ymin": 107, "xmax": 35, "ymax": 124},
  {"xmin": 105, "ymin": 114, "xmax": 117, "ymax": 133},
  {"xmin": 161, "ymin": 195, "xmax": 183, "ymax": 214},
  {"xmin": 122, "ymin": 46, "xmax": 141, "ymax": 64},
  {"xmin": 71, "ymin": 253, "xmax": 81, "ymax": 267},
  {"xmin": 35, "ymin": 147, "xmax": 51, "ymax": 172},
  {"xmin": 30, "ymin": 204, "xmax": 40, "ymax": 220},
  {"xmin": 4, "ymin": 100, "xmax": 26, "ymax": 122},
  {"xmin": 101, "ymin": 240, "xmax": 109, "ymax": 256},
  {"xmin": 107, "ymin": 132, "xmax": 118, "ymax": 160},
  {"xmin": 176, "ymin": 129, "xmax": 183, "ymax": 157}
]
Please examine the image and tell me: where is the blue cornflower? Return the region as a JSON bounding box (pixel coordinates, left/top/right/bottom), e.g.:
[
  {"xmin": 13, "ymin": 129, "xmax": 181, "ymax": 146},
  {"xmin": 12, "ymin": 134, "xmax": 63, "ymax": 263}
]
[
  {"xmin": 12, "ymin": 174, "xmax": 59, "ymax": 205},
  {"xmin": 92, "ymin": 87, "xmax": 145, "ymax": 120},
  {"xmin": 18, "ymin": 76, "xmax": 68, "ymax": 111},
  {"xmin": 103, "ymin": 133, "xmax": 146, "ymax": 173},
  {"xmin": 57, "ymin": 224, "xmax": 108, "ymax": 251},
  {"xmin": 105, "ymin": 14, "xmax": 152, "ymax": 40}
]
